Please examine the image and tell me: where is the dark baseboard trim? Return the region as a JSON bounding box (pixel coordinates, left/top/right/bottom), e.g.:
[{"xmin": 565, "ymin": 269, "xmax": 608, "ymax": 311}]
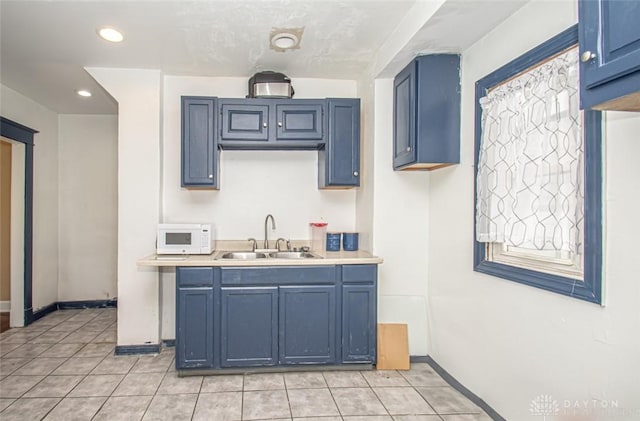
[
  {"xmin": 31, "ymin": 303, "xmax": 58, "ymax": 323},
  {"xmin": 115, "ymin": 344, "xmax": 161, "ymax": 355},
  {"xmin": 409, "ymin": 355, "xmax": 430, "ymax": 363},
  {"xmin": 162, "ymin": 340, "xmax": 176, "ymax": 348},
  {"xmin": 57, "ymin": 299, "xmax": 117, "ymax": 310},
  {"xmin": 30, "ymin": 299, "xmax": 117, "ymax": 325},
  {"xmin": 425, "ymin": 356, "xmax": 505, "ymax": 421}
]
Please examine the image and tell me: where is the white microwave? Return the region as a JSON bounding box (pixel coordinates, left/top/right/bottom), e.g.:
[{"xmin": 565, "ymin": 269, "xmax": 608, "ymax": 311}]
[{"xmin": 157, "ymin": 223, "xmax": 215, "ymax": 255}]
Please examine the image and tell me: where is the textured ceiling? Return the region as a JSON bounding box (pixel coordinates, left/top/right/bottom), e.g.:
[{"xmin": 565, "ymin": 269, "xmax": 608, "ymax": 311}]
[
  {"xmin": 0, "ymin": 0, "xmax": 529, "ymax": 115},
  {"xmin": 0, "ymin": 0, "xmax": 416, "ymax": 114}
]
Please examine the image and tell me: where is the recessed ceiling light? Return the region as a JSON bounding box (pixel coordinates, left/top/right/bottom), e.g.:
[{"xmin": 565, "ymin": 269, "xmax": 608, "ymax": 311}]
[
  {"xmin": 270, "ymin": 27, "xmax": 303, "ymax": 52},
  {"xmin": 98, "ymin": 27, "xmax": 124, "ymax": 43},
  {"xmin": 272, "ymin": 33, "xmax": 298, "ymax": 49},
  {"xmin": 77, "ymin": 90, "xmax": 92, "ymax": 97}
]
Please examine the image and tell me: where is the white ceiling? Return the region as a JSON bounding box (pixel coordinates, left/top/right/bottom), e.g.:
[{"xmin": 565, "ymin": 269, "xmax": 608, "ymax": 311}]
[{"xmin": 0, "ymin": 0, "xmax": 528, "ymax": 115}]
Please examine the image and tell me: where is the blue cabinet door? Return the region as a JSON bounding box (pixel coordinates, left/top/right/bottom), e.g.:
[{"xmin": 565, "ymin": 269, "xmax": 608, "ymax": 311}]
[
  {"xmin": 220, "ymin": 287, "xmax": 278, "ymax": 367},
  {"xmin": 175, "ymin": 267, "xmax": 214, "ymax": 369},
  {"xmin": 341, "ymin": 265, "xmax": 377, "ymax": 363},
  {"xmin": 342, "ymin": 285, "xmax": 376, "ymax": 363},
  {"xmin": 279, "ymin": 285, "xmax": 336, "ymax": 364},
  {"xmin": 219, "ymin": 100, "xmax": 270, "ymax": 142},
  {"xmin": 580, "ymin": 0, "xmax": 640, "ymax": 109},
  {"xmin": 319, "ymin": 99, "xmax": 361, "ymax": 188},
  {"xmin": 393, "ymin": 55, "xmax": 461, "ymax": 170},
  {"xmin": 275, "ymin": 101, "xmax": 323, "ymax": 141},
  {"xmin": 181, "ymin": 97, "xmax": 218, "ymax": 188},
  {"xmin": 393, "ymin": 63, "xmax": 416, "ymax": 169}
]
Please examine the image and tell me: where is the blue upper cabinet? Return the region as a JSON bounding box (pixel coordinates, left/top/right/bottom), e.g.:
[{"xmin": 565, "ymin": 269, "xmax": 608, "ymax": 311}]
[
  {"xmin": 393, "ymin": 55, "xmax": 461, "ymax": 171},
  {"xmin": 319, "ymin": 99, "xmax": 361, "ymax": 189},
  {"xmin": 219, "ymin": 100, "xmax": 270, "ymax": 142},
  {"xmin": 218, "ymin": 98, "xmax": 325, "ymax": 149},
  {"xmin": 275, "ymin": 102, "xmax": 323, "ymax": 141},
  {"xmin": 579, "ymin": 0, "xmax": 640, "ymax": 110},
  {"xmin": 181, "ymin": 97, "xmax": 218, "ymax": 188}
]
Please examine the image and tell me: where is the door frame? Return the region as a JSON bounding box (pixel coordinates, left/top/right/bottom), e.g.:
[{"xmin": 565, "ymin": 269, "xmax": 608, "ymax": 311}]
[{"xmin": 0, "ymin": 117, "xmax": 37, "ymax": 325}]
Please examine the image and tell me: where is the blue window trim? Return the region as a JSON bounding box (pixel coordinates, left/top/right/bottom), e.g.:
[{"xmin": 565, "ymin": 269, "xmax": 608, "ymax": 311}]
[{"xmin": 473, "ymin": 25, "xmax": 603, "ymax": 304}]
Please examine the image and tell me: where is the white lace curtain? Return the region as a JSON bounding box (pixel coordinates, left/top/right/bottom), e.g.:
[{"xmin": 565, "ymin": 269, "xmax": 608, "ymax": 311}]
[{"xmin": 476, "ymin": 47, "xmax": 583, "ymax": 254}]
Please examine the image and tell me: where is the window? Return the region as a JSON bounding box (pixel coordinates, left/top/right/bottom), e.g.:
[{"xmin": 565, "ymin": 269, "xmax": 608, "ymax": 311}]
[{"xmin": 473, "ymin": 25, "xmax": 603, "ymax": 304}]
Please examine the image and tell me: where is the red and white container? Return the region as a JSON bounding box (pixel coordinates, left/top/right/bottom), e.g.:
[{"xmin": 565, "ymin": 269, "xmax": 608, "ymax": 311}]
[{"xmin": 309, "ymin": 222, "xmax": 328, "ymax": 253}]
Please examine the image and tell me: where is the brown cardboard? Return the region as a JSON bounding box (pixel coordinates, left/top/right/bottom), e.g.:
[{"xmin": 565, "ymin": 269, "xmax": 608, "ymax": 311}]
[{"xmin": 376, "ymin": 323, "xmax": 410, "ymax": 370}]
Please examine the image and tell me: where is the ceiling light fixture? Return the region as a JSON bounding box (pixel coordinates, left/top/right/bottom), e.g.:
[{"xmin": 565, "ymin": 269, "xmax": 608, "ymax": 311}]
[
  {"xmin": 77, "ymin": 89, "xmax": 92, "ymax": 97},
  {"xmin": 98, "ymin": 26, "xmax": 124, "ymax": 43},
  {"xmin": 270, "ymin": 27, "xmax": 304, "ymax": 52}
]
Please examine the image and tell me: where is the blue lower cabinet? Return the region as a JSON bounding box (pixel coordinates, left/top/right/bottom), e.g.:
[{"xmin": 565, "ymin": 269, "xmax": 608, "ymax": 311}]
[
  {"xmin": 220, "ymin": 287, "xmax": 278, "ymax": 367},
  {"xmin": 342, "ymin": 284, "xmax": 376, "ymax": 363},
  {"xmin": 279, "ymin": 286, "xmax": 336, "ymax": 365},
  {"xmin": 175, "ymin": 265, "xmax": 378, "ymax": 370},
  {"xmin": 342, "ymin": 265, "xmax": 377, "ymax": 363},
  {"xmin": 176, "ymin": 268, "xmax": 214, "ymax": 369}
]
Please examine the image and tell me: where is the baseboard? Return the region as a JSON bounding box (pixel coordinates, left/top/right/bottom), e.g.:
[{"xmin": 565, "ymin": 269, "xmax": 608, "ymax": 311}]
[
  {"xmin": 57, "ymin": 299, "xmax": 117, "ymax": 310},
  {"xmin": 115, "ymin": 344, "xmax": 161, "ymax": 355},
  {"xmin": 162, "ymin": 339, "xmax": 176, "ymax": 347},
  {"xmin": 0, "ymin": 301, "xmax": 10, "ymax": 312},
  {"xmin": 424, "ymin": 356, "xmax": 505, "ymax": 421},
  {"xmin": 31, "ymin": 302, "xmax": 58, "ymax": 322},
  {"xmin": 410, "ymin": 355, "xmax": 430, "ymax": 363},
  {"xmin": 28, "ymin": 299, "xmax": 117, "ymax": 326}
]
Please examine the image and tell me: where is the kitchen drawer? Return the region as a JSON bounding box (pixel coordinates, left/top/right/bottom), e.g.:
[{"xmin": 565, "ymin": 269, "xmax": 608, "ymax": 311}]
[
  {"xmin": 220, "ymin": 266, "xmax": 336, "ymax": 286},
  {"xmin": 342, "ymin": 264, "xmax": 377, "ymax": 284},
  {"xmin": 176, "ymin": 267, "xmax": 215, "ymax": 287}
]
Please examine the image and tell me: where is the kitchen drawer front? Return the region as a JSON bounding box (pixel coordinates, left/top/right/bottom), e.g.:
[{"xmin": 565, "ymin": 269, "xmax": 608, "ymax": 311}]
[
  {"xmin": 221, "ymin": 266, "xmax": 336, "ymax": 286},
  {"xmin": 342, "ymin": 264, "xmax": 377, "ymax": 284},
  {"xmin": 176, "ymin": 267, "xmax": 215, "ymax": 287}
]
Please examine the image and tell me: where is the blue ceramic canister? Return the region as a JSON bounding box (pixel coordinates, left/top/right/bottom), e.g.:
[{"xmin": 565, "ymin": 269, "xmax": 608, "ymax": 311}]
[
  {"xmin": 343, "ymin": 232, "xmax": 359, "ymax": 251},
  {"xmin": 326, "ymin": 233, "xmax": 341, "ymax": 251}
]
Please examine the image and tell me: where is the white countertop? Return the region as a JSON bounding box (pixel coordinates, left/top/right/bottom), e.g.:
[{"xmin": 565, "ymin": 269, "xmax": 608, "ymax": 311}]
[{"xmin": 137, "ymin": 249, "xmax": 382, "ymax": 267}]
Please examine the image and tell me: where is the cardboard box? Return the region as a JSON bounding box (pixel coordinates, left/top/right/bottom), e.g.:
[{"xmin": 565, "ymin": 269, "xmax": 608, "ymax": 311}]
[{"xmin": 376, "ymin": 323, "xmax": 410, "ymax": 370}]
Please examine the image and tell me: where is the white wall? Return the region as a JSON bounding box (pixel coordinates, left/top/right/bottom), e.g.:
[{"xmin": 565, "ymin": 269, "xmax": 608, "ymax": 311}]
[
  {"xmin": 86, "ymin": 68, "xmax": 161, "ymax": 346},
  {"xmin": 58, "ymin": 114, "xmax": 118, "ymax": 302},
  {"xmin": 369, "ymin": 79, "xmax": 430, "ymax": 355},
  {"xmin": 355, "ymin": 75, "xmax": 375, "ymax": 253},
  {"xmin": 0, "ymin": 84, "xmax": 59, "ymax": 313},
  {"xmin": 160, "ymin": 75, "xmax": 359, "ymax": 340},
  {"xmin": 162, "ymin": 76, "xmax": 358, "ymax": 239},
  {"xmin": 427, "ymin": 0, "xmax": 640, "ymax": 419}
]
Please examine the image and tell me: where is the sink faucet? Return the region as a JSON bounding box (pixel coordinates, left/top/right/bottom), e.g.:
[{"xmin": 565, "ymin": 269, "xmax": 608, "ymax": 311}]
[
  {"xmin": 264, "ymin": 214, "xmax": 276, "ymax": 249},
  {"xmin": 247, "ymin": 238, "xmax": 258, "ymax": 251}
]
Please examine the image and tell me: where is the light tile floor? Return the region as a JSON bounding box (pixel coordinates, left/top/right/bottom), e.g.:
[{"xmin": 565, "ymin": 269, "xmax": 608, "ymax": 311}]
[{"xmin": 0, "ymin": 308, "xmax": 494, "ymax": 420}]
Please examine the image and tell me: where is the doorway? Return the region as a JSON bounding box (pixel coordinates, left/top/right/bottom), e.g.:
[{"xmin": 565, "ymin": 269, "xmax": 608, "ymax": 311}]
[{"xmin": 0, "ymin": 117, "xmax": 36, "ymax": 327}]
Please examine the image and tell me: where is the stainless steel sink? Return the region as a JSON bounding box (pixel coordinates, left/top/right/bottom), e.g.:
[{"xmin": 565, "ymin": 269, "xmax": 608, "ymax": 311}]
[
  {"xmin": 268, "ymin": 252, "xmax": 319, "ymax": 259},
  {"xmin": 218, "ymin": 251, "xmax": 321, "ymax": 260},
  {"xmin": 219, "ymin": 252, "xmax": 268, "ymax": 260}
]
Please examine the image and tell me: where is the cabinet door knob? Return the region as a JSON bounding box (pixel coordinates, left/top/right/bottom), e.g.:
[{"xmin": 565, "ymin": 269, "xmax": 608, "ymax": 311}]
[
  {"xmin": 278, "ymin": 122, "xmax": 283, "ymax": 127},
  {"xmin": 263, "ymin": 122, "xmax": 268, "ymax": 128},
  {"xmin": 581, "ymin": 51, "xmax": 596, "ymax": 62},
  {"xmin": 353, "ymin": 171, "xmax": 359, "ymax": 176},
  {"xmin": 208, "ymin": 174, "xmax": 213, "ymax": 179},
  {"xmin": 406, "ymin": 146, "xmax": 411, "ymax": 152}
]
